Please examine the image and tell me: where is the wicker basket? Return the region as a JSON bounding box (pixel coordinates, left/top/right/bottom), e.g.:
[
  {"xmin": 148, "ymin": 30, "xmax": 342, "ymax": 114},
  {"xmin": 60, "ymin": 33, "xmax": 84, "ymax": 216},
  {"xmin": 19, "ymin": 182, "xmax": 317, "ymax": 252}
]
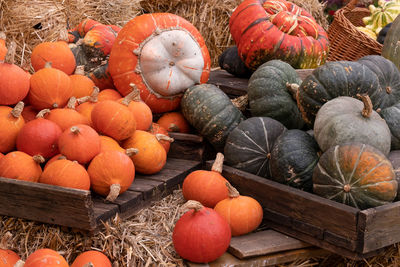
[{"xmin": 327, "ymin": 0, "xmax": 383, "ymax": 61}]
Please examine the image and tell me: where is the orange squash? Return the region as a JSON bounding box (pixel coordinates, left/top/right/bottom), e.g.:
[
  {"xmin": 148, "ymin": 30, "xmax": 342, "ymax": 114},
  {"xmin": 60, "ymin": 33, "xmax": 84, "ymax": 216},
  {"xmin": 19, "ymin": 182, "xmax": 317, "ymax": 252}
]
[
  {"xmin": 0, "ymin": 32, "xmax": 7, "ymax": 61},
  {"xmin": 0, "ymin": 102, "xmax": 25, "ymax": 153},
  {"xmin": 148, "ymin": 123, "xmax": 174, "ymax": 153},
  {"xmin": 70, "ymin": 65, "xmax": 95, "ymax": 98},
  {"xmin": 157, "ymin": 111, "xmax": 190, "ymax": 133},
  {"xmin": 182, "ymin": 153, "xmax": 229, "ymax": 208},
  {"xmin": 99, "ymin": 135, "xmax": 125, "ymax": 153},
  {"xmin": 71, "ymin": 250, "xmax": 112, "ymax": 267},
  {"xmin": 97, "ymin": 89, "xmax": 122, "ymax": 101},
  {"xmin": 76, "ymin": 87, "xmax": 100, "ymax": 126},
  {"xmin": 0, "ymin": 249, "xmax": 20, "ymax": 267},
  {"xmin": 24, "ymin": 248, "xmax": 68, "ymax": 267},
  {"xmin": 21, "ymin": 105, "xmax": 38, "ymax": 123},
  {"xmin": 76, "ymin": 18, "xmax": 102, "ymax": 37},
  {"xmin": 44, "ymin": 154, "xmax": 67, "ymax": 170},
  {"xmin": 0, "ymin": 151, "xmax": 44, "ymax": 182}
]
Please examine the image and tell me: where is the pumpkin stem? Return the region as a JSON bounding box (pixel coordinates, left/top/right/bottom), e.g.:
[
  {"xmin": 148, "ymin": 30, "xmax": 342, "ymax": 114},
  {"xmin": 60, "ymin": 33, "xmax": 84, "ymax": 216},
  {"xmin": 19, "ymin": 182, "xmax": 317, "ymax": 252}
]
[
  {"xmin": 226, "ymin": 182, "xmax": 240, "ymax": 198},
  {"xmin": 4, "ymin": 41, "xmax": 16, "ymax": 65},
  {"xmin": 33, "ymin": 155, "xmax": 45, "ymax": 164},
  {"xmin": 343, "ymin": 184, "xmax": 351, "ymax": 193},
  {"xmin": 155, "ymin": 134, "xmax": 174, "ymax": 143},
  {"xmin": 181, "ymin": 200, "xmax": 204, "ymax": 213},
  {"xmin": 74, "ymin": 65, "xmax": 85, "ymax": 75},
  {"xmin": 357, "ymin": 94, "xmax": 373, "ymax": 118},
  {"xmin": 286, "ymin": 82, "xmax": 299, "ymax": 100},
  {"xmin": 211, "ymin": 152, "xmax": 224, "ymax": 173},
  {"xmin": 77, "ymin": 87, "xmax": 99, "ymax": 104},
  {"xmin": 11, "ymin": 101, "xmax": 24, "ymax": 118},
  {"xmin": 44, "ymin": 62, "xmax": 53, "ymax": 68},
  {"xmin": 0, "ymin": 231, "xmax": 12, "ymax": 249},
  {"xmin": 0, "ymin": 32, "xmax": 6, "ymax": 41},
  {"xmin": 125, "ymin": 148, "xmax": 139, "ymax": 157},
  {"xmin": 70, "ymin": 126, "xmax": 81, "ymax": 134},
  {"xmin": 129, "ymin": 83, "xmax": 142, "ymax": 101},
  {"xmin": 67, "ymin": 97, "xmax": 78, "ymax": 109},
  {"xmin": 121, "ymin": 90, "xmax": 136, "ymax": 106},
  {"xmin": 36, "ymin": 109, "xmax": 51, "ymax": 118},
  {"xmin": 106, "ymin": 184, "xmax": 121, "ymax": 202},
  {"xmin": 231, "ymin": 94, "xmax": 248, "ymax": 112}
]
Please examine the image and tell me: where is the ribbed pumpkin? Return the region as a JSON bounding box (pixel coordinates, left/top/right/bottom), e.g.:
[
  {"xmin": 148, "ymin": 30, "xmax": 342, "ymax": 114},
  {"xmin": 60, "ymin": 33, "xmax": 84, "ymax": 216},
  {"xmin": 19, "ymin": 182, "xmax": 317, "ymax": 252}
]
[
  {"xmin": 69, "ymin": 65, "xmax": 95, "ymax": 98},
  {"xmin": 229, "ymin": 0, "xmax": 329, "ymax": 70},
  {"xmin": 0, "ymin": 249, "xmax": 20, "ymax": 267},
  {"xmin": 382, "ymin": 15, "xmax": 400, "ymax": 69},
  {"xmin": 29, "ymin": 62, "xmax": 73, "ymax": 110},
  {"xmin": 157, "ymin": 111, "xmax": 190, "ymax": 133},
  {"xmin": 0, "ymin": 42, "xmax": 30, "ymax": 105},
  {"xmin": 108, "ymin": 13, "xmax": 211, "ymax": 113},
  {"xmin": 122, "ymin": 130, "xmax": 166, "ymax": 174},
  {"xmin": 381, "ymin": 102, "xmax": 400, "ymax": 150},
  {"xmin": 97, "ymin": 89, "xmax": 122, "ymax": 101},
  {"xmin": 388, "ymin": 150, "xmax": 400, "ymax": 200},
  {"xmin": 87, "ymin": 63, "xmax": 115, "ymax": 90},
  {"xmin": 148, "ymin": 123, "xmax": 173, "ymax": 153},
  {"xmin": 71, "ymin": 250, "xmax": 112, "ymax": 267},
  {"xmin": 224, "ymin": 117, "xmax": 287, "ymax": 178},
  {"xmin": 88, "ymin": 150, "xmax": 135, "ymax": 201},
  {"xmin": 40, "ymin": 159, "xmax": 91, "ymax": 190},
  {"xmin": 313, "ymin": 143, "xmax": 397, "ymax": 209},
  {"xmin": 99, "ymin": 135, "xmax": 125, "ymax": 153},
  {"xmin": 58, "ymin": 124, "xmax": 101, "ymax": 164},
  {"xmin": 269, "ymin": 129, "xmax": 320, "ymax": 191},
  {"xmin": 0, "ymin": 102, "xmax": 25, "ymax": 153},
  {"xmin": 247, "ymin": 60, "xmax": 304, "ymax": 129},
  {"xmin": 214, "ymin": 183, "xmax": 263, "ymax": 236},
  {"xmin": 314, "ymin": 96, "xmax": 391, "ymax": 155},
  {"xmin": 0, "ymin": 151, "xmax": 44, "ymax": 182},
  {"xmin": 181, "ymin": 84, "xmax": 245, "ymax": 151},
  {"xmin": 173, "ymin": 200, "xmax": 231, "ymax": 263},
  {"xmin": 16, "ymin": 109, "xmax": 62, "ymax": 159},
  {"xmin": 91, "ymin": 100, "xmax": 136, "ymax": 141},
  {"xmin": 24, "ymin": 248, "xmax": 69, "ymax": 267},
  {"xmin": 182, "ymin": 153, "xmax": 229, "ymax": 208},
  {"xmin": 82, "ymin": 24, "xmax": 120, "ymax": 57}
]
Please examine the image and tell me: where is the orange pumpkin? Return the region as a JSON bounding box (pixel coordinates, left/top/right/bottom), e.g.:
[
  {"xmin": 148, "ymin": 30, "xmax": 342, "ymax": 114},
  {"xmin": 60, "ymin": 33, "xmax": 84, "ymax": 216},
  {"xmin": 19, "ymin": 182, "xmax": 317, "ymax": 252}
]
[
  {"xmin": 29, "ymin": 62, "xmax": 73, "ymax": 110},
  {"xmin": 97, "ymin": 89, "xmax": 122, "ymax": 101},
  {"xmin": 40, "ymin": 159, "xmax": 91, "ymax": 190},
  {"xmin": 148, "ymin": 123, "xmax": 174, "ymax": 153},
  {"xmin": 21, "ymin": 105, "xmax": 38, "ymax": 123},
  {"xmin": 44, "ymin": 154, "xmax": 67, "ymax": 170},
  {"xmin": 76, "ymin": 18, "xmax": 103, "ymax": 37},
  {"xmin": 182, "ymin": 153, "xmax": 229, "ymax": 208},
  {"xmin": 83, "ymin": 24, "xmax": 120, "ymax": 57},
  {"xmin": 76, "ymin": 87, "xmax": 100, "ymax": 126},
  {"xmin": 88, "ymin": 150, "xmax": 135, "ymax": 201},
  {"xmin": 99, "ymin": 135, "xmax": 125, "ymax": 153},
  {"xmin": 24, "ymin": 248, "xmax": 69, "ymax": 267},
  {"xmin": 70, "ymin": 65, "xmax": 95, "ymax": 98},
  {"xmin": 122, "ymin": 130, "xmax": 167, "ymax": 174},
  {"xmin": 91, "ymin": 100, "xmax": 136, "ymax": 141},
  {"xmin": 214, "ymin": 183, "xmax": 263, "ymax": 236},
  {"xmin": 87, "ymin": 63, "xmax": 116, "ymax": 90},
  {"xmin": 71, "ymin": 250, "xmax": 112, "ymax": 267},
  {"xmin": 0, "ymin": 32, "xmax": 7, "ymax": 61},
  {"xmin": 0, "ymin": 42, "xmax": 30, "ymax": 105},
  {"xmin": 0, "ymin": 102, "xmax": 25, "ymax": 153},
  {"xmin": 0, "ymin": 151, "xmax": 44, "ymax": 182},
  {"xmin": 0, "ymin": 249, "xmax": 20, "ymax": 267},
  {"xmin": 157, "ymin": 111, "xmax": 190, "ymax": 133},
  {"xmin": 58, "ymin": 124, "xmax": 101, "ymax": 164}
]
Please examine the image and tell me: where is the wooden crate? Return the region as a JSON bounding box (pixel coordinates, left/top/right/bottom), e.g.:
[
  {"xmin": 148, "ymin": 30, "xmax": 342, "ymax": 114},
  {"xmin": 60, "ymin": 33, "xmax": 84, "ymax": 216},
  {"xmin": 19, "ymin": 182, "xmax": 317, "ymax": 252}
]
[{"xmin": 205, "ymin": 161, "xmax": 400, "ymax": 260}]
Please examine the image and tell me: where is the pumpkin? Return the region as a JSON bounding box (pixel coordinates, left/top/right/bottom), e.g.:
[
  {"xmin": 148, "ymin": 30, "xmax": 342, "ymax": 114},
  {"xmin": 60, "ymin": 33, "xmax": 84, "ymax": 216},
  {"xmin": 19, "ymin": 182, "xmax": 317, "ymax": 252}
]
[
  {"xmin": 247, "ymin": 60, "xmax": 304, "ymax": 129},
  {"xmin": 0, "ymin": 151, "xmax": 44, "ymax": 182},
  {"xmin": 21, "ymin": 106, "xmax": 38, "ymax": 123},
  {"xmin": 214, "ymin": 182, "xmax": 263, "ymax": 236},
  {"xmin": 148, "ymin": 123, "xmax": 173, "ymax": 153},
  {"xmin": 97, "ymin": 89, "xmax": 122, "ymax": 101},
  {"xmin": 382, "ymin": 13, "xmax": 400, "ymax": 69},
  {"xmin": 157, "ymin": 111, "xmax": 190, "ymax": 133},
  {"xmin": 75, "ymin": 18, "xmax": 102, "ymax": 38},
  {"xmin": 99, "ymin": 135, "xmax": 125, "ymax": 153},
  {"xmin": 58, "ymin": 124, "xmax": 101, "ymax": 164},
  {"xmin": 378, "ymin": 22, "xmax": 393, "ymax": 44},
  {"xmin": 40, "ymin": 159, "xmax": 91, "ymax": 190},
  {"xmin": 313, "ymin": 143, "xmax": 397, "ymax": 209},
  {"xmin": 70, "ymin": 65, "xmax": 95, "ymax": 98},
  {"xmin": 16, "ymin": 109, "xmax": 63, "ymax": 159},
  {"xmin": 224, "ymin": 117, "xmax": 287, "ymax": 178},
  {"xmin": 380, "ymin": 102, "xmax": 400, "ymax": 150},
  {"xmin": 182, "ymin": 153, "xmax": 229, "ymax": 208},
  {"xmin": 363, "ymin": 0, "xmax": 400, "ymax": 35},
  {"xmin": 388, "ymin": 150, "xmax": 400, "ymax": 199},
  {"xmin": 76, "ymin": 87, "xmax": 100, "ymax": 125},
  {"xmin": 0, "ymin": 102, "xmax": 25, "ymax": 153},
  {"xmin": 0, "ymin": 32, "xmax": 7, "ymax": 61},
  {"xmin": 82, "ymin": 24, "xmax": 120, "ymax": 58},
  {"xmin": 91, "ymin": 100, "xmax": 136, "ymax": 141},
  {"xmin": 218, "ymin": 46, "xmax": 253, "ymax": 78},
  {"xmin": 71, "ymin": 250, "xmax": 111, "ymax": 267},
  {"xmin": 88, "ymin": 150, "xmax": 136, "ymax": 201},
  {"xmin": 44, "ymin": 154, "xmax": 67, "ymax": 170},
  {"xmin": 314, "ymin": 95, "xmax": 391, "ymax": 155},
  {"xmin": 24, "ymin": 248, "xmax": 69, "ymax": 267},
  {"xmin": 269, "ymin": 129, "xmax": 320, "ymax": 191},
  {"xmin": 0, "ymin": 42, "xmax": 30, "ymax": 105},
  {"xmin": 29, "ymin": 62, "xmax": 73, "ymax": 110},
  {"xmin": 122, "ymin": 130, "xmax": 166, "ymax": 174},
  {"xmin": 181, "ymin": 84, "xmax": 245, "ymax": 151},
  {"xmin": 87, "ymin": 62, "xmax": 116, "ymax": 90},
  {"xmin": 108, "ymin": 13, "xmax": 211, "ymax": 113},
  {"xmin": 173, "ymin": 200, "xmax": 231, "ymax": 263},
  {"xmin": 0, "ymin": 249, "xmax": 20, "ymax": 267},
  {"xmin": 229, "ymin": 0, "xmax": 329, "ymax": 70}
]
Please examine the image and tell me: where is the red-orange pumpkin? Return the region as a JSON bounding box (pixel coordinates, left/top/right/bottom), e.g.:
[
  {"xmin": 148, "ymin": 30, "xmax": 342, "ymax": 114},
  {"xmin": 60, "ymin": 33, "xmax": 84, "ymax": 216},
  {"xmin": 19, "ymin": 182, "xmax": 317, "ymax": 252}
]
[
  {"xmin": 0, "ymin": 249, "xmax": 20, "ymax": 267},
  {"xmin": 0, "ymin": 102, "xmax": 25, "ymax": 153},
  {"xmin": 88, "ymin": 150, "xmax": 135, "ymax": 201},
  {"xmin": 97, "ymin": 89, "xmax": 122, "ymax": 101},
  {"xmin": 21, "ymin": 105, "xmax": 38, "ymax": 123},
  {"xmin": 40, "ymin": 159, "xmax": 91, "ymax": 190},
  {"xmin": 157, "ymin": 111, "xmax": 190, "ymax": 133},
  {"xmin": 71, "ymin": 250, "xmax": 112, "ymax": 267},
  {"xmin": 182, "ymin": 153, "xmax": 229, "ymax": 208},
  {"xmin": 24, "ymin": 248, "xmax": 69, "ymax": 267},
  {"xmin": 87, "ymin": 63, "xmax": 116, "ymax": 90},
  {"xmin": 108, "ymin": 13, "xmax": 211, "ymax": 113},
  {"xmin": 148, "ymin": 123, "xmax": 173, "ymax": 153},
  {"xmin": 70, "ymin": 65, "xmax": 95, "ymax": 98},
  {"xmin": 58, "ymin": 124, "xmax": 101, "ymax": 164},
  {"xmin": 0, "ymin": 151, "xmax": 44, "ymax": 182},
  {"xmin": 75, "ymin": 19, "xmax": 102, "ymax": 38},
  {"xmin": 83, "ymin": 24, "xmax": 120, "ymax": 57},
  {"xmin": 173, "ymin": 200, "xmax": 231, "ymax": 263}
]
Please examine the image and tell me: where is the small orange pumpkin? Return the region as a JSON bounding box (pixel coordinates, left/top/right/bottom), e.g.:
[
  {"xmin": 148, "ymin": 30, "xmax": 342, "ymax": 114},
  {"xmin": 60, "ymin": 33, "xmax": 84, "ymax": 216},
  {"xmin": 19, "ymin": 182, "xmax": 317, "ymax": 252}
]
[
  {"xmin": 0, "ymin": 151, "xmax": 44, "ymax": 182},
  {"xmin": 76, "ymin": 18, "xmax": 103, "ymax": 37},
  {"xmin": 0, "ymin": 249, "xmax": 20, "ymax": 267},
  {"xmin": 157, "ymin": 111, "xmax": 191, "ymax": 133},
  {"xmin": 97, "ymin": 89, "xmax": 122, "ymax": 101},
  {"xmin": 182, "ymin": 153, "xmax": 229, "ymax": 208},
  {"xmin": 148, "ymin": 123, "xmax": 174, "ymax": 153},
  {"xmin": 44, "ymin": 154, "xmax": 67, "ymax": 170},
  {"xmin": 24, "ymin": 248, "xmax": 69, "ymax": 267},
  {"xmin": 0, "ymin": 102, "xmax": 25, "ymax": 153},
  {"xmin": 83, "ymin": 24, "xmax": 120, "ymax": 57},
  {"xmin": 88, "ymin": 150, "xmax": 136, "ymax": 201},
  {"xmin": 71, "ymin": 250, "xmax": 112, "ymax": 267},
  {"xmin": 76, "ymin": 87, "xmax": 100, "ymax": 126},
  {"xmin": 99, "ymin": 135, "xmax": 125, "ymax": 153},
  {"xmin": 70, "ymin": 65, "xmax": 95, "ymax": 98}
]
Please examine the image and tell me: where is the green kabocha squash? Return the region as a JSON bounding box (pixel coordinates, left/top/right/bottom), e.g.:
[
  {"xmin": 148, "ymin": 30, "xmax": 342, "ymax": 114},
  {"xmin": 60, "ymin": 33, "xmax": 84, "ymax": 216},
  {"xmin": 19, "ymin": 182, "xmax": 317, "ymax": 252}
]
[
  {"xmin": 382, "ymin": 14, "xmax": 400, "ymax": 70},
  {"xmin": 247, "ymin": 60, "xmax": 304, "ymax": 129},
  {"xmin": 269, "ymin": 129, "xmax": 320, "ymax": 192},
  {"xmin": 224, "ymin": 117, "xmax": 286, "ymax": 178},
  {"xmin": 218, "ymin": 46, "xmax": 253, "ymax": 78},
  {"xmin": 313, "ymin": 143, "xmax": 397, "ymax": 210},
  {"xmin": 181, "ymin": 84, "xmax": 245, "ymax": 151},
  {"xmin": 314, "ymin": 95, "xmax": 391, "ymax": 155},
  {"xmin": 388, "ymin": 150, "xmax": 400, "ymax": 200},
  {"xmin": 380, "ymin": 103, "xmax": 400, "ymax": 150}
]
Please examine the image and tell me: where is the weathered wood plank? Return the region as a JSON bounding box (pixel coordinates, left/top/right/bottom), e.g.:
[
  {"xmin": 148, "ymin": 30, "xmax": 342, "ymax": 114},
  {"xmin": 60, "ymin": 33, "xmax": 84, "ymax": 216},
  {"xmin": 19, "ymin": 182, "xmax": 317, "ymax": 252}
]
[
  {"xmin": 0, "ymin": 177, "xmax": 95, "ymax": 231},
  {"xmin": 229, "ymin": 230, "xmax": 311, "ymax": 259},
  {"xmin": 169, "ymin": 132, "xmax": 203, "ymax": 143},
  {"xmin": 111, "ymin": 190, "xmax": 143, "ymax": 215},
  {"xmin": 208, "ymin": 70, "xmax": 248, "ymax": 97},
  {"xmin": 128, "ymin": 178, "xmax": 165, "ymax": 200},
  {"xmin": 91, "ymin": 195, "xmax": 119, "ymax": 226}
]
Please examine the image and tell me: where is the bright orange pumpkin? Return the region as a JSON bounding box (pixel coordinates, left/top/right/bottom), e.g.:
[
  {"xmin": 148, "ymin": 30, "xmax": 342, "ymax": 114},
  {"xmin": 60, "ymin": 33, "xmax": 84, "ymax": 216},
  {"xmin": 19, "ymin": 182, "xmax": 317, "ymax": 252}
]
[
  {"xmin": 70, "ymin": 65, "xmax": 95, "ymax": 98},
  {"xmin": 0, "ymin": 249, "xmax": 20, "ymax": 267},
  {"xmin": 0, "ymin": 151, "xmax": 44, "ymax": 182},
  {"xmin": 97, "ymin": 89, "xmax": 122, "ymax": 102},
  {"xmin": 148, "ymin": 123, "xmax": 174, "ymax": 153},
  {"xmin": 76, "ymin": 87, "xmax": 100, "ymax": 126},
  {"xmin": 71, "ymin": 250, "xmax": 112, "ymax": 267},
  {"xmin": 99, "ymin": 135, "xmax": 125, "ymax": 153},
  {"xmin": 0, "ymin": 102, "xmax": 25, "ymax": 153},
  {"xmin": 24, "ymin": 248, "xmax": 68, "ymax": 267},
  {"xmin": 76, "ymin": 18, "xmax": 102, "ymax": 37},
  {"xmin": 44, "ymin": 154, "xmax": 67, "ymax": 170},
  {"xmin": 157, "ymin": 111, "xmax": 190, "ymax": 133}
]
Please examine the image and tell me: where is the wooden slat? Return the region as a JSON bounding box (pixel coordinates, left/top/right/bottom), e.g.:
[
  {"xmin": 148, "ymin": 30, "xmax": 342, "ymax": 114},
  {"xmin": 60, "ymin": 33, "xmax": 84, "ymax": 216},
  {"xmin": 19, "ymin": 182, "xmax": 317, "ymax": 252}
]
[
  {"xmin": 128, "ymin": 178, "xmax": 165, "ymax": 200},
  {"xmin": 91, "ymin": 195, "xmax": 119, "ymax": 226},
  {"xmin": 358, "ymin": 201, "xmax": 400, "ymax": 253},
  {"xmin": 0, "ymin": 177, "xmax": 95, "ymax": 231},
  {"xmin": 229, "ymin": 230, "xmax": 311, "ymax": 259},
  {"xmin": 169, "ymin": 132, "xmax": 204, "ymax": 143},
  {"xmin": 112, "ymin": 191, "xmax": 143, "ymax": 215},
  {"xmin": 208, "ymin": 70, "xmax": 248, "ymax": 97}
]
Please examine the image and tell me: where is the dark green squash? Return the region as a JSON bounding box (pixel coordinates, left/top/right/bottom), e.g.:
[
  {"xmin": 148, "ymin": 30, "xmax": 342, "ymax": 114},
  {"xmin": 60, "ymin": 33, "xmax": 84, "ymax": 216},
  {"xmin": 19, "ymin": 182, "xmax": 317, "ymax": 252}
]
[
  {"xmin": 247, "ymin": 60, "xmax": 304, "ymax": 129},
  {"xmin": 224, "ymin": 117, "xmax": 286, "ymax": 178},
  {"xmin": 218, "ymin": 46, "xmax": 252, "ymax": 78},
  {"xmin": 382, "ymin": 15, "xmax": 400, "ymax": 70},
  {"xmin": 181, "ymin": 84, "xmax": 245, "ymax": 151},
  {"xmin": 380, "ymin": 103, "xmax": 400, "ymax": 150},
  {"xmin": 377, "ymin": 22, "xmax": 392, "ymax": 44},
  {"xmin": 313, "ymin": 143, "xmax": 397, "ymax": 210},
  {"xmin": 269, "ymin": 129, "xmax": 320, "ymax": 192},
  {"xmin": 388, "ymin": 150, "xmax": 400, "ymax": 200}
]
